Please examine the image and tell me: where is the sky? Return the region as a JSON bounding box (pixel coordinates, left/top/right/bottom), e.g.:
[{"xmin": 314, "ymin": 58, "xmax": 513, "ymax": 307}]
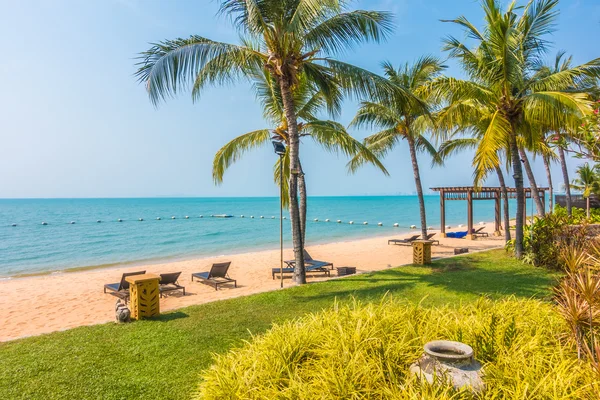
[{"xmin": 0, "ymin": 0, "xmax": 598, "ymax": 199}]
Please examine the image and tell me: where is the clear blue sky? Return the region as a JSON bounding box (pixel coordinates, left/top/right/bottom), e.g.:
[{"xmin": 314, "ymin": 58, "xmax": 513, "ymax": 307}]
[{"xmin": 0, "ymin": 0, "xmax": 598, "ymax": 198}]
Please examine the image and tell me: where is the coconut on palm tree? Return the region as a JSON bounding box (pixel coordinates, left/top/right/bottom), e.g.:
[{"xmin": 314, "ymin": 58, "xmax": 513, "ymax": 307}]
[
  {"xmin": 135, "ymin": 0, "xmax": 397, "ymax": 283},
  {"xmin": 432, "ymin": 0, "xmax": 600, "ymax": 257},
  {"xmin": 348, "ymin": 57, "xmax": 444, "ymax": 240},
  {"xmin": 213, "ymin": 69, "xmax": 388, "ymax": 242}
]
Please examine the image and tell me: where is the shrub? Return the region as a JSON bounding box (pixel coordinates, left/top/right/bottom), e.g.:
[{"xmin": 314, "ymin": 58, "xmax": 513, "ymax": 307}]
[{"xmin": 196, "ymin": 298, "xmax": 599, "ymax": 399}]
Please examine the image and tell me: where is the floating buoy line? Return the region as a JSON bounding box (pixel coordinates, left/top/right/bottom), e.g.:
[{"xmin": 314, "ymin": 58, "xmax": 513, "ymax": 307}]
[{"xmin": 10, "ymin": 214, "xmax": 479, "ymax": 231}]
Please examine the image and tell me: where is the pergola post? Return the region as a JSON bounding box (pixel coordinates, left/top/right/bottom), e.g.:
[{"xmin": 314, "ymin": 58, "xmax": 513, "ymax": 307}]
[
  {"xmin": 440, "ymin": 190, "xmax": 446, "ymax": 238},
  {"xmin": 467, "ymin": 189, "xmax": 474, "ymax": 240},
  {"xmin": 494, "ymin": 190, "xmax": 501, "ymax": 236}
]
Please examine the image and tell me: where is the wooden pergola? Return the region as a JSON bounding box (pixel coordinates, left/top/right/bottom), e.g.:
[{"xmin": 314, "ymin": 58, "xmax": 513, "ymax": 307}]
[{"xmin": 431, "ymin": 186, "xmax": 548, "ymax": 240}]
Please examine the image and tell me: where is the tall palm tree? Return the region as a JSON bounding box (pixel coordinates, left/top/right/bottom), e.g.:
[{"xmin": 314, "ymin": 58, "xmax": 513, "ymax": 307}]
[
  {"xmin": 536, "ymin": 51, "xmax": 598, "ymax": 216},
  {"xmin": 433, "ymin": 0, "xmax": 599, "ymax": 257},
  {"xmin": 213, "ymin": 69, "xmax": 388, "ymax": 242},
  {"xmin": 571, "ymin": 163, "xmax": 599, "ymax": 219},
  {"xmin": 349, "ymin": 57, "xmax": 444, "ymax": 240},
  {"xmin": 135, "ymin": 0, "xmax": 396, "ymax": 283}
]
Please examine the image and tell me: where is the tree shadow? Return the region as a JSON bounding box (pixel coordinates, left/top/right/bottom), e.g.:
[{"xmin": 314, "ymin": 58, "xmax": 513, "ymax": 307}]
[{"xmin": 291, "ymin": 256, "xmax": 558, "ymax": 305}]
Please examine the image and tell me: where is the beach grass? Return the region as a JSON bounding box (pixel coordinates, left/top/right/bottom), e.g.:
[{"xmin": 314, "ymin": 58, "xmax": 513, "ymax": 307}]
[{"xmin": 0, "ymin": 249, "xmax": 560, "ymax": 400}]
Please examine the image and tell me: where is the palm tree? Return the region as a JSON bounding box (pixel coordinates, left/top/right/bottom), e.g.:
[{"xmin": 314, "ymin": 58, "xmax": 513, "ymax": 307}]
[
  {"xmin": 536, "ymin": 51, "xmax": 598, "ymax": 216},
  {"xmin": 433, "ymin": 0, "xmax": 599, "ymax": 257},
  {"xmin": 349, "ymin": 57, "xmax": 444, "ymax": 240},
  {"xmin": 571, "ymin": 163, "xmax": 599, "ymax": 219},
  {"xmin": 135, "ymin": 0, "xmax": 396, "ymax": 283},
  {"xmin": 213, "ymin": 69, "xmax": 388, "ymax": 242}
]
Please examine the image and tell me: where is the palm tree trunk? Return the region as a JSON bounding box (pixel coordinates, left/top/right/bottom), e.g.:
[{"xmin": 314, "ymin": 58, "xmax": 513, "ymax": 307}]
[
  {"xmin": 558, "ymin": 144, "xmax": 572, "ymax": 215},
  {"xmin": 510, "ymin": 132, "xmax": 525, "ymax": 258},
  {"xmin": 587, "ymin": 196, "xmax": 590, "ymax": 219},
  {"xmin": 495, "ymin": 165, "xmax": 511, "ymax": 242},
  {"xmin": 543, "ymin": 155, "xmax": 553, "ymax": 213},
  {"xmin": 298, "ymin": 161, "xmax": 307, "ymax": 244},
  {"xmin": 519, "ymin": 148, "xmax": 545, "ymax": 217},
  {"xmin": 278, "ymin": 76, "xmax": 306, "ymax": 284},
  {"xmin": 407, "ymin": 135, "xmax": 427, "ymax": 239}
]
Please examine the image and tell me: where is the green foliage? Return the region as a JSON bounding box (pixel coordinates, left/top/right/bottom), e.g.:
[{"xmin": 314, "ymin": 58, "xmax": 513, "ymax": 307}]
[
  {"xmin": 196, "ymin": 298, "xmax": 599, "ymax": 399},
  {"xmin": 0, "ymin": 250, "xmax": 559, "ymax": 399}
]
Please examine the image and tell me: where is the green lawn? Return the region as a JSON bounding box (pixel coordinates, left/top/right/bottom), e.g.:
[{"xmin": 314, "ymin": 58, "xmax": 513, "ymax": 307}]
[{"xmin": 0, "ymin": 250, "xmax": 560, "ymax": 400}]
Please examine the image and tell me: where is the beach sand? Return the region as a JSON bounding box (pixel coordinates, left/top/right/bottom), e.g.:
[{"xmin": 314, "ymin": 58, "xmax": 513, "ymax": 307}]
[{"xmin": 0, "ymin": 224, "xmax": 504, "ymax": 342}]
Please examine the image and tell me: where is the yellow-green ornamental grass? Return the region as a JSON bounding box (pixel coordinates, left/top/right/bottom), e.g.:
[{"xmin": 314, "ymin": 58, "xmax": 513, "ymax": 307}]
[{"xmin": 197, "ymin": 297, "xmax": 598, "ymax": 399}]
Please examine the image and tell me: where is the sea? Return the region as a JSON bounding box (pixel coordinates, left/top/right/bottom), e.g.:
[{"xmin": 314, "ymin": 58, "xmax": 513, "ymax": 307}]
[{"xmin": 0, "ymin": 196, "xmax": 522, "ymax": 278}]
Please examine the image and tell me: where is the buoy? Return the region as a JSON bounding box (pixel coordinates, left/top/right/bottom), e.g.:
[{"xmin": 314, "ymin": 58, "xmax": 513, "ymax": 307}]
[
  {"xmin": 410, "ymin": 225, "xmax": 416, "ymax": 229},
  {"xmin": 251, "ymin": 216, "xmax": 254, "ymax": 219},
  {"xmin": 282, "ymin": 216, "xmax": 286, "ymax": 219},
  {"xmin": 42, "ymin": 222, "xmax": 48, "ymax": 225},
  {"xmin": 199, "ymin": 215, "xmax": 203, "ymax": 218},
  {"xmin": 314, "ymin": 218, "xmax": 319, "ymax": 222},
  {"xmin": 337, "ymin": 220, "xmax": 342, "ymax": 223},
  {"xmin": 171, "ymin": 216, "xmax": 176, "ymax": 219},
  {"xmin": 325, "ymin": 219, "xmax": 330, "ymax": 222},
  {"xmin": 241, "ymin": 215, "xmax": 244, "ymax": 218},
  {"xmin": 70, "ymin": 221, "xmax": 76, "ymax": 224},
  {"xmin": 363, "ymin": 221, "xmax": 368, "ymax": 225},
  {"xmin": 393, "ymin": 223, "xmax": 399, "ymax": 227},
  {"xmin": 185, "ymin": 216, "xmax": 189, "ymax": 219},
  {"xmin": 156, "ymin": 217, "xmax": 161, "ymax": 220},
  {"xmin": 271, "ymin": 216, "xmax": 275, "ymax": 219},
  {"xmin": 139, "ymin": 218, "xmax": 144, "ymax": 221},
  {"xmin": 378, "ymin": 222, "xmax": 383, "ymax": 226},
  {"xmin": 117, "ymin": 219, "xmax": 122, "ymax": 222},
  {"xmin": 97, "ymin": 220, "xmax": 102, "ymax": 223},
  {"xmin": 349, "ymin": 221, "xmax": 354, "ymax": 225},
  {"xmin": 11, "ymin": 223, "xmax": 17, "ymax": 227},
  {"xmin": 260, "ymin": 216, "xmax": 264, "ymax": 219}
]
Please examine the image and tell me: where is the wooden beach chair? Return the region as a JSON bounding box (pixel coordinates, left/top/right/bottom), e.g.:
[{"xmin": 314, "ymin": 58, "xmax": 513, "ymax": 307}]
[
  {"xmin": 272, "ymin": 263, "xmax": 331, "ymax": 279},
  {"xmin": 192, "ymin": 262, "xmax": 236, "ymax": 290},
  {"xmin": 424, "ymin": 233, "xmax": 440, "ymax": 245},
  {"xmin": 159, "ymin": 272, "xmax": 185, "ymax": 297},
  {"xmin": 103, "ymin": 271, "xmax": 146, "ymax": 300},
  {"xmin": 472, "ymin": 227, "xmax": 489, "ymax": 237},
  {"xmin": 388, "ymin": 235, "xmax": 420, "ymax": 245}
]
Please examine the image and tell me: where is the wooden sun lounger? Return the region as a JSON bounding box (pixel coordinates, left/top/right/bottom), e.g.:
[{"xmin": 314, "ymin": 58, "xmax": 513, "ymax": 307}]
[
  {"xmin": 159, "ymin": 272, "xmax": 185, "ymax": 297},
  {"xmin": 472, "ymin": 227, "xmax": 489, "ymax": 237},
  {"xmin": 424, "ymin": 233, "xmax": 440, "ymax": 245},
  {"xmin": 103, "ymin": 270, "xmax": 146, "ymax": 301},
  {"xmin": 192, "ymin": 262, "xmax": 236, "ymax": 290},
  {"xmin": 272, "ymin": 263, "xmax": 331, "ymax": 279},
  {"xmin": 388, "ymin": 235, "xmax": 420, "ymax": 245}
]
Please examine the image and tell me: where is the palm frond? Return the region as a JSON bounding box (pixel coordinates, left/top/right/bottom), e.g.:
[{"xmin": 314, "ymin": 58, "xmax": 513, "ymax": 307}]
[
  {"xmin": 212, "ymin": 129, "xmax": 271, "ymax": 184},
  {"xmin": 473, "ymin": 111, "xmax": 511, "ymax": 186},
  {"xmin": 135, "ymin": 36, "xmax": 263, "ymax": 105},
  {"xmin": 304, "ymin": 10, "xmax": 394, "ymax": 55}
]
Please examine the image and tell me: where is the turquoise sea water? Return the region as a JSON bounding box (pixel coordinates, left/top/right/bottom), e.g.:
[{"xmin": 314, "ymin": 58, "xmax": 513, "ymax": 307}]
[{"xmin": 0, "ymin": 196, "xmax": 519, "ymax": 277}]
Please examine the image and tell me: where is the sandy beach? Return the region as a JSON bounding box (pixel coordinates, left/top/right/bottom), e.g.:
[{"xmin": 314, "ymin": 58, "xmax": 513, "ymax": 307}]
[{"xmin": 0, "ymin": 224, "xmax": 504, "ymax": 342}]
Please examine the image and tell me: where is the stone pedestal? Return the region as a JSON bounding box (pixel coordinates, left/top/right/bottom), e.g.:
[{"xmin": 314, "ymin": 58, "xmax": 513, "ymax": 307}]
[
  {"xmin": 125, "ymin": 273, "xmax": 160, "ymax": 320},
  {"xmin": 412, "ymin": 240, "xmax": 432, "ymax": 265}
]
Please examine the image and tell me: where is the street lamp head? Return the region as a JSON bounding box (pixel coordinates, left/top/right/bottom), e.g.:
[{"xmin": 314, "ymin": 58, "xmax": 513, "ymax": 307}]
[{"xmin": 272, "ymin": 141, "xmax": 286, "ymax": 156}]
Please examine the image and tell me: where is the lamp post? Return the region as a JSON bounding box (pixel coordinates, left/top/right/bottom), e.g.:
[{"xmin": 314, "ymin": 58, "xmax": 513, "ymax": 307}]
[{"xmin": 272, "ymin": 141, "xmax": 286, "ymax": 288}]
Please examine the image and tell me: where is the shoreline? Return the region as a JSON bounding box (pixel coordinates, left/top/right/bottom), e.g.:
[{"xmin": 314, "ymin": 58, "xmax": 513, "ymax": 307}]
[
  {"xmin": 1, "ymin": 226, "xmax": 410, "ymax": 280},
  {"xmin": 0, "ymin": 223, "xmax": 504, "ymax": 342}
]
